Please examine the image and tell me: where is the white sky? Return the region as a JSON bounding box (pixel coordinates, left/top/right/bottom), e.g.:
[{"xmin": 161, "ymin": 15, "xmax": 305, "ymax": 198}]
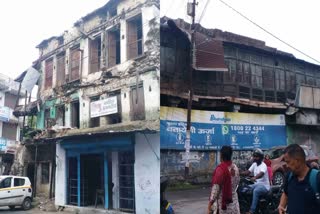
[
  {"xmin": 0, "ymin": 0, "xmax": 107, "ymax": 80},
  {"xmin": 2, "ymin": 0, "xmax": 320, "ymax": 80},
  {"xmin": 161, "ymin": 0, "xmax": 320, "ymax": 66}
]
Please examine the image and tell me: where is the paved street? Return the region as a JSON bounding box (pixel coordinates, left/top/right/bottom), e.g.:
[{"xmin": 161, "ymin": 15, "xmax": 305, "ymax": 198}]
[
  {"xmin": 0, "ymin": 207, "xmax": 70, "ymax": 213},
  {"xmin": 166, "ymin": 186, "xmax": 210, "ymax": 214}
]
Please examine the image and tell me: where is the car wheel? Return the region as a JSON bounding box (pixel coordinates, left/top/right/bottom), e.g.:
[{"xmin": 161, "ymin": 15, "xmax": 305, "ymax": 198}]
[
  {"xmin": 273, "ymin": 171, "xmax": 285, "ymax": 186},
  {"xmin": 8, "ymin": 206, "xmax": 15, "ymax": 210},
  {"xmin": 22, "ymin": 197, "xmax": 32, "ymax": 210}
]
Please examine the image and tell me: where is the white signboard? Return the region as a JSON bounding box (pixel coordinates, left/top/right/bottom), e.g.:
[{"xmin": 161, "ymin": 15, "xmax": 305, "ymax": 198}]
[
  {"xmin": 90, "ymin": 96, "xmax": 118, "ymax": 118},
  {"xmin": 0, "ymin": 106, "xmax": 10, "ymax": 122}
]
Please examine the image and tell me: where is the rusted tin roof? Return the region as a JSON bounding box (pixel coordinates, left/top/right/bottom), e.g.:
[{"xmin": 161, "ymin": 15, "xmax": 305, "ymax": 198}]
[{"xmin": 33, "ymin": 120, "xmax": 159, "ymax": 142}]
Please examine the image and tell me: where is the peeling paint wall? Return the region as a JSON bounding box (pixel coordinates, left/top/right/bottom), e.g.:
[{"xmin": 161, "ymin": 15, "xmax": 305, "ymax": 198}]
[
  {"xmin": 55, "ymin": 143, "xmax": 67, "ymax": 206},
  {"xmin": 287, "ymin": 125, "xmax": 320, "ymax": 157},
  {"xmin": 135, "ymin": 133, "xmax": 160, "ymax": 214},
  {"xmin": 161, "ymin": 150, "xmax": 216, "ymax": 183},
  {"xmin": 161, "ymin": 150, "xmax": 254, "ymax": 183}
]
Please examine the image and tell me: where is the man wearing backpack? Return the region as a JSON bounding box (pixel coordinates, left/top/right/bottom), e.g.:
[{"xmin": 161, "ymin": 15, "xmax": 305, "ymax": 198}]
[{"xmin": 278, "ymin": 144, "xmax": 320, "ymax": 214}]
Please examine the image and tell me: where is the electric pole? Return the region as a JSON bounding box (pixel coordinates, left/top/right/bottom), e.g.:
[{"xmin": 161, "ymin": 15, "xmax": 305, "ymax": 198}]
[{"xmin": 185, "ymin": 0, "xmax": 196, "ymax": 178}]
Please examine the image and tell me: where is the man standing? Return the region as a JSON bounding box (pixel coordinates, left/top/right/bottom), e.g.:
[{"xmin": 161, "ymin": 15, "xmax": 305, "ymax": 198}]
[
  {"xmin": 278, "ymin": 144, "xmax": 320, "ymax": 214},
  {"xmin": 241, "ymin": 148, "xmax": 270, "ymax": 214}
]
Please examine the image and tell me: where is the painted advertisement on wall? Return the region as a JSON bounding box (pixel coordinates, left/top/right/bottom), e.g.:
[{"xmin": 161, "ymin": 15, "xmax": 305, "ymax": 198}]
[{"xmin": 160, "ymin": 107, "xmax": 286, "ymax": 150}]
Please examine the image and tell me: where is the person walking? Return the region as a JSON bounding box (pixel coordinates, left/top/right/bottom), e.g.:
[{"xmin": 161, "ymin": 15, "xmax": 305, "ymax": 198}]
[
  {"xmin": 278, "ymin": 144, "xmax": 320, "ymax": 214},
  {"xmin": 207, "ymin": 146, "xmax": 240, "ymax": 214},
  {"xmin": 241, "ymin": 148, "xmax": 270, "ymax": 214},
  {"xmin": 264, "ymin": 154, "xmax": 273, "ymax": 185}
]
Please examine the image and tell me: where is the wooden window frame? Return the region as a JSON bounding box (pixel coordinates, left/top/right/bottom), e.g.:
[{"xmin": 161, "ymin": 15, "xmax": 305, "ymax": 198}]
[
  {"xmin": 89, "ymin": 37, "xmax": 101, "ymax": 74},
  {"xmin": 127, "ymin": 14, "xmax": 143, "ymax": 60},
  {"xmin": 69, "ymin": 46, "xmax": 81, "ymax": 82},
  {"xmin": 45, "ymin": 58, "xmax": 54, "ymax": 89},
  {"xmin": 56, "ymin": 52, "xmax": 66, "ymax": 86}
]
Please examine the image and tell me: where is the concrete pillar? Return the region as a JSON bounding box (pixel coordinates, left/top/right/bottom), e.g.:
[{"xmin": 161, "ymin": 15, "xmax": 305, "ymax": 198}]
[
  {"xmin": 134, "ymin": 133, "xmax": 160, "ymax": 214},
  {"xmin": 121, "ymin": 89, "xmax": 131, "ymax": 122},
  {"xmin": 141, "ymin": 4, "xmax": 160, "ymax": 53},
  {"xmin": 80, "ymin": 38, "xmax": 89, "ymax": 78},
  {"xmin": 120, "ymin": 19, "xmax": 127, "ymax": 63},
  {"xmin": 112, "ymin": 151, "xmax": 119, "ymax": 209},
  {"xmin": 55, "ymin": 143, "xmax": 67, "ymax": 206}
]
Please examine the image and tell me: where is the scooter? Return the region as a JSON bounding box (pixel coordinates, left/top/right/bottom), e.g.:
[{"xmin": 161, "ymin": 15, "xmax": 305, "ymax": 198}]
[
  {"xmin": 237, "ymin": 176, "xmax": 283, "ymax": 214},
  {"xmin": 160, "ymin": 176, "xmax": 174, "ymax": 214}
]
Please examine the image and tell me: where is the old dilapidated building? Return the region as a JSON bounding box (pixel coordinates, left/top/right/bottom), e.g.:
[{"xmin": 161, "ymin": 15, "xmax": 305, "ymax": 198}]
[
  {"xmin": 160, "ymin": 18, "xmax": 320, "ymax": 182},
  {"xmin": 15, "ymin": 0, "xmax": 160, "ymax": 213}
]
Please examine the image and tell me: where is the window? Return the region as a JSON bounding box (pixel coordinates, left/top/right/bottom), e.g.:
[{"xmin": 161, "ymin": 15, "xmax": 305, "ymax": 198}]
[
  {"xmin": 69, "ymin": 46, "xmax": 81, "ymax": 82},
  {"xmin": 4, "ymin": 93, "xmax": 17, "ymax": 109},
  {"xmin": 71, "ymin": 101, "xmax": 80, "ymax": 128},
  {"xmin": 14, "ymin": 178, "xmax": 25, "ymax": 187},
  {"xmin": 106, "ymin": 90, "xmax": 122, "ymax": 124},
  {"xmin": 237, "ymin": 61, "xmax": 248, "ymax": 84},
  {"xmin": 127, "ymin": 14, "xmax": 143, "ymax": 59},
  {"xmin": 275, "ymin": 69, "xmax": 285, "ymax": 91},
  {"xmin": 56, "ymin": 53, "xmax": 66, "ymax": 86},
  {"xmin": 90, "ymin": 96, "xmax": 100, "ymax": 128},
  {"xmin": 306, "ymin": 76, "xmax": 315, "ymax": 86},
  {"xmin": 44, "ymin": 108, "xmax": 54, "ymax": 128},
  {"xmin": 0, "ymin": 177, "xmax": 12, "ymax": 188},
  {"xmin": 262, "ymin": 67, "xmax": 274, "ymax": 89},
  {"xmin": 286, "ymin": 71, "xmax": 296, "ymax": 92},
  {"xmin": 45, "ymin": 58, "xmax": 53, "ymax": 89},
  {"xmin": 56, "ymin": 105, "xmax": 65, "ymax": 126},
  {"xmin": 251, "ymin": 65, "xmax": 262, "ymax": 88},
  {"xmin": 296, "ymin": 73, "xmax": 306, "ymax": 87},
  {"xmin": 2, "ymin": 123, "xmax": 17, "ymax": 141},
  {"xmin": 89, "ymin": 37, "xmax": 101, "ymax": 74},
  {"xmin": 224, "ymin": 59, "xmax": 236, "ymax": 83},
  {"xmin": 41, "ymin": 163, "xmax": 50, "ymax": 184},
  {"xmin": 130, "ymin": 84, "xmax": 145, "ymax": 121},
  {"xmin": 107, "ymin": 27, "xmax": 121, "ymax": 67}
]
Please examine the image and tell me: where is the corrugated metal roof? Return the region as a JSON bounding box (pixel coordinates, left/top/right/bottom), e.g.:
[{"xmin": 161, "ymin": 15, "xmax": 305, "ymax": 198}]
[{"xmin": 33, "ymin": 120, "xmax": 160, "ymax": 141}]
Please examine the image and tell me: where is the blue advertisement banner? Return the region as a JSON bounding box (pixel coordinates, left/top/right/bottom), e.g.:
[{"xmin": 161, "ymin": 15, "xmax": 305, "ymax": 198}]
[
  {"xmin": 0, "ymin": 138, "xmax": 7, "ymax": 151},
  {"xmin": 160, "ymin": 107, "xmax": 286, "ymax": 150}
]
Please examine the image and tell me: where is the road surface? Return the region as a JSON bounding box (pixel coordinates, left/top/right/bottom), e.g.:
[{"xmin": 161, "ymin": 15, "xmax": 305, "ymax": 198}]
[{"xmin": 166, "ymin": 186, "xmax": 210, "ymax": 214}]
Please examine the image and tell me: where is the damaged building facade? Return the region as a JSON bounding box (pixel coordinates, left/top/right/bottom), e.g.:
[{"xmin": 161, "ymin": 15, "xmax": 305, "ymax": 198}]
[
  {"xmin": 17, "ymin": 0, "xmax": 160, "ymax": 213},
  {"xmin": 160, "ymin": 18, "xmax": 320, "ymax": 182}
]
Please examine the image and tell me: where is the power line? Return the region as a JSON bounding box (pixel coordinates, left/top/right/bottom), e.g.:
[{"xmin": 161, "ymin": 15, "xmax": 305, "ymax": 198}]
[
  {"xmin": 217, "ymin": 0, "xmax": 320, "ymax": 64},
  {"xmin": 163, "ymin": 0, "xmax": 186, "ymax": 18},
  {"xmin": 197, "ymin": 0, "xmax": 211, "ymax": 26}
]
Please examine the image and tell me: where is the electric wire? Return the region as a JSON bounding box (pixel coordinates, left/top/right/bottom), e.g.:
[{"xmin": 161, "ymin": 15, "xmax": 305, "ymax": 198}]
[{"xmin": 217, "ymin": 0, "xmax": 320, "ymax": 64}]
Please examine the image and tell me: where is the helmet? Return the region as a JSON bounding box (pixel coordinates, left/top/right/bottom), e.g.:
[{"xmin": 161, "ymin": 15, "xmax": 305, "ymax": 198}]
[{"xmin": 253, "ymin": 148, "xmax": 264, "ymax": 157}]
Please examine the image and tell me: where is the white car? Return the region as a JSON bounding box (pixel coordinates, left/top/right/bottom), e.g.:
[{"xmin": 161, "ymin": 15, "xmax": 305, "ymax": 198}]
[{"xmin": 0, "ymin": 176, "xmax": 32, "ymax": 210}]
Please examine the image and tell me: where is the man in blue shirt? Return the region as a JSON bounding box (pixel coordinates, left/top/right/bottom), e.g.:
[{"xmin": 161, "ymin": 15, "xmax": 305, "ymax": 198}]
[{"xmin": 278, "ymin": 144, "xmax": 320, "ymax": 214}]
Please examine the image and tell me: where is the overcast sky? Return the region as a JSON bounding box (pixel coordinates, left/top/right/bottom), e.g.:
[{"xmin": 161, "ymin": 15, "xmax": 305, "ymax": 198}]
[
  {"xmin": 2, "ymin": 0, "xmax": 320, "ymax": 80},
  {"xmin": 161, "ymin": 0, "xmax": 320, "ymax": 66},
  {"xmin": 0, "ymin": 0, "xmax": 106, "ymax": 80}
]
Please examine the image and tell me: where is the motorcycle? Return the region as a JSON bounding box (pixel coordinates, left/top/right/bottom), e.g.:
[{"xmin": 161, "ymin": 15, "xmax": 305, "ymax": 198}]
[
  {"xmin": 160, "ymin": 176, "xmax": 174, "ymax": 214},
  {"xmin": 237, "ymin": 176, "xmax": 283, "ymax": 214}
]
